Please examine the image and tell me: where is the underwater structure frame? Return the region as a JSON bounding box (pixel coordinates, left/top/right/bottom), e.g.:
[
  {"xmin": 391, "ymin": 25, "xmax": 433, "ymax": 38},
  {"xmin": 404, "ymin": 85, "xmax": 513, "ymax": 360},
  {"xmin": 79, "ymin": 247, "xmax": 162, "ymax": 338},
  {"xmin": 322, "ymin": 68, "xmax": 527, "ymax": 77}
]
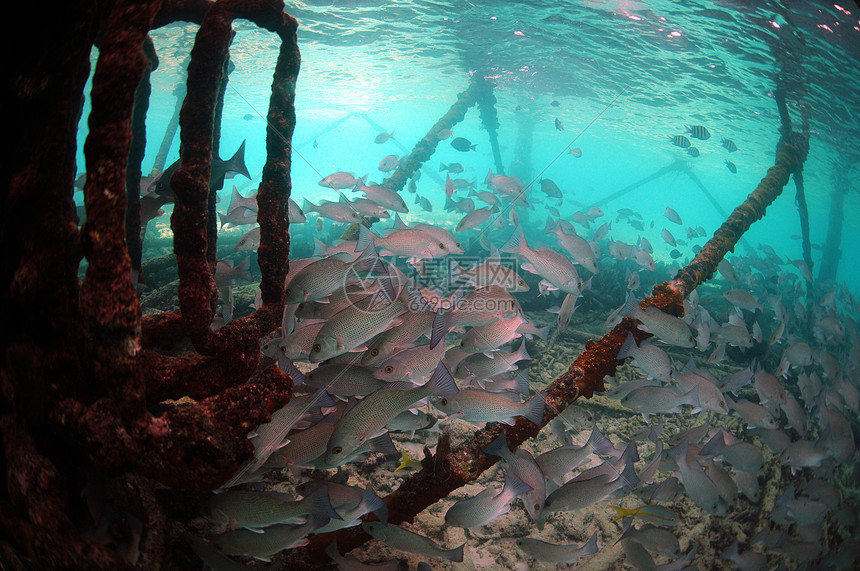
[{"xmin": 0, "ymin": 0, "xmax": 826, "ymax": 569}]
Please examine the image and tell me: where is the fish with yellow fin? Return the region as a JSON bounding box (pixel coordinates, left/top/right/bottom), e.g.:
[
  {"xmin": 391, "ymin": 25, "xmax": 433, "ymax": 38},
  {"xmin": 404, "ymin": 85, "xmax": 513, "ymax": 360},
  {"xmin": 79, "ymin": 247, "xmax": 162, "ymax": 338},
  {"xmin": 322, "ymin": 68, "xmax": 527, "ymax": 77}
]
[
  {"xmin": 609, "ymin": 504, "xmax": 678, "ymax": 527},
  {"xmin": 394, "ymin": 449, "xmax": 422, "ymax": 473}
]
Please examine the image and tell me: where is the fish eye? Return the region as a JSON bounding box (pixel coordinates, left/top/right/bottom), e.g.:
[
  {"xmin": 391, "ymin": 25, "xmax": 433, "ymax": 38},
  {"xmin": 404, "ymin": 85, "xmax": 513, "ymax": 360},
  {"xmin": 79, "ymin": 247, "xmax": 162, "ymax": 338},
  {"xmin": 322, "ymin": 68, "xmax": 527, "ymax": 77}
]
[
  {"xmin": 439, "ymin": 243, "xmax": 446, "ymax": 249},
  {"xmin": 456, "ymin": 242, "xmax": 461, "ymax": 248},
  {"xmin": 279, "ymin": 346, "xmax": 286, "ymax": 353},
  {"xmin": 385, "ymin": 366, "xmax": 394, "ymax": 374},
  {"xmin": 519, "ymin": 280, "xmax": 525, "ymax": 286},
  {"xmin": 440, "ymin": 398, "xmax": 447, "ymax": 406},
  {"xmin": 332, "ymin": 446, "xmax": 342, "ymax": 455},
  {"xmin": 533, "ymin": 503, "xmax": 540, "ymax": 511},
  {"xmin": 285, "ymin": 288, "xmax": 291, "ymax": 296},
  {"xmin": 312, "ymin": 344, "xmax": 321, "ymax": 352},
  {"xmin": 370, "ymin": 348, "xmax": 379, "ymax": 356}
]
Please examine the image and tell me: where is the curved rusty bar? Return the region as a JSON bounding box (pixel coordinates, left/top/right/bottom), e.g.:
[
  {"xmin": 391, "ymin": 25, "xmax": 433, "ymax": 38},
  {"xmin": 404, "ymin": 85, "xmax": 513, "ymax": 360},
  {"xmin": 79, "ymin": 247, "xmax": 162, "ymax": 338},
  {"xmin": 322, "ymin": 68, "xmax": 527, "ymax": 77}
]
[
  {"xmin": 170, "ymin": 0, "xmax": 297, "ymax": 355},
  {"xmin": 170, "ymin": 0, "xmax": 233, "ymax": 354},
  {"xmin": 80, "ymin": 0, "xmax": 163, "ymax": 419}
]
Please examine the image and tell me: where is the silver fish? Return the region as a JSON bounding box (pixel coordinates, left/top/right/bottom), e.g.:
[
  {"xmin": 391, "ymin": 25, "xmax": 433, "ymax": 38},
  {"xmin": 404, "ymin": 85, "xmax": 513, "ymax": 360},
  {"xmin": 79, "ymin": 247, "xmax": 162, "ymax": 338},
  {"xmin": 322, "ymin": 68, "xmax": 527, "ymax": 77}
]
[
  {"xmin": 545, "ymin": 219, "xmax": 598, "ymax": 274},
  {"xmin": 445, "ymin": 470, "xmax": 532, "ymax": 529},
  {"xmin": 324, "ymin": 362, "xmax": 457, "ymax": 466},
  {"xmin": 354, "ymin": 182, "xmax": 408, "ymax": 213},
  {"xmin": 723, "ymin": 289, "xmax": 762, "ymax": 311},
  {"xmin": 501, "ymin": 225, "xmax": 582, "ymax": 295},
  {"xmin": 361, "ymin": 310, "xmax": 438, "ymax": 367},
  {"xmin": 617, "ymin": 332, "xmax": 674, "ymax": 380},
  {"xmin": 620, "ymin": 295, "xmax": 695, "ymax": 348},
  {"xmin": 667, "ymin": 442, "xmax": 725, "ymax": 514},
  {"xmin": 664, "ymin": 206, "xmax": 683, "ymax": 225},
  {"xmin": 235, "ymin": 226, "xmax": 261, "ymax": 252},
  {"xmin": 661, "ymin": 228, "xmax": 677, "ymax": 247},
  {"xmin": 543, "ymin": 461, "xmax": 637, "ymax": 514},
  {"xmin": 435, "ymin": 387, "xmax": 545, "ymax": 426},
  {"xmin": 302, "ymin": 197, "xmax": 362, "ymax": 224},
  {"xmin": 621, "ymin": 385, "xmax": 700, "ymax": 422},
  {"xmin": 326, "ymin": 539, "xmax": 400, "ymax": 571},
  {"xmin": 516, "ymin": 531, "xmax": 599, "ymax": 564},
  {"xmin": 618, "ymin": 523, "xmax": 680, "ymax": 557},
  {"xmin": 460, "ymin": 313, "xmax": 527, "ymax": 353},
  {"xmin": 456, "ymin": 205, "xmax": 499, "ymax": 232},
  {"xmin": 484, "ymin": 434, "xmax": 547, "ymax": 521},
  {"xmin": 204, "ymin": 486, "xmax": 338, "ymax": 530},
  {"xmin": 372, "ymin": 342, "xmax": 447, "ymax": 382},
  {"xmin": 536, "ymin": 424, "xmax": 617, "ymax": 486},
  {"xmin": 357, "ymin": 225, "xmax": 447, "ymax": 259},
  {"xmin": 451, "ymin": 250, "xmax": 529, "ymax": 292},
  {"xmin": 222, "ymin": 389, "xmax": 334, "ymax": 488},
  {"xmin": 454, "ymin": 339, "xmax": 531, "ymax": 380},
  {"xmin": 308, "ymin": 282, "xmax": 409, "ymax": 362},
  {"xmin": 215, "ymin": 515, "xmax": 328, "ymax": 560},
  {"xmin": 361, "ymin": 522, "xmax": 464, "ymax": 562},
  {"xmin": 304, "ymin": 364, "xmax": 389, "ymax": 397},
  {"xmin": 319, "ymin": 172, "xmax": 366, "ymax": 189}
]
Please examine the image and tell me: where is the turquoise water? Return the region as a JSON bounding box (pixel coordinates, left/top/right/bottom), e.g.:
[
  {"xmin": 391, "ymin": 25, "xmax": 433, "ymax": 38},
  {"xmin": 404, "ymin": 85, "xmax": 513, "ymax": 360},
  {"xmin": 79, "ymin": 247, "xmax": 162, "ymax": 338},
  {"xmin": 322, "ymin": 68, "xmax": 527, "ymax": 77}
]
[
  {"xmin": 70, "ymin": 1, "xmax": 860, "ymax": 568},
  {"xmin": 77, "ymin": 0, "xmax": 860, "ymax": 292}
]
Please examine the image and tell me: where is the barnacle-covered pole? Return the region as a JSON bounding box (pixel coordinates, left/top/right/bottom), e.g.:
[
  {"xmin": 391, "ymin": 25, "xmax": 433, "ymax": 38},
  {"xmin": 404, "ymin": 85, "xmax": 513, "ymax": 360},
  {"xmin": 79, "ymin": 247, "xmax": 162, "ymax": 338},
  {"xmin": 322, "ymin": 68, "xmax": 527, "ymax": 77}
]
[
  {"xmin": 474, "ymin": 74, "xmax": 504, "ymax": 174},
  {"xmin": 127, "ymin": 38, "xmax": 157, "ymax": 285},
  {"xmin": 817, "ymin": 167, "xmax": 849, "ymax": 284},
  {"xmin": 382, "ymin": 75, "xmax": 482, "ymax": 192},
  {"xmin": 282, "ymin": 89, "xmax": 812, "ymax": 570}
]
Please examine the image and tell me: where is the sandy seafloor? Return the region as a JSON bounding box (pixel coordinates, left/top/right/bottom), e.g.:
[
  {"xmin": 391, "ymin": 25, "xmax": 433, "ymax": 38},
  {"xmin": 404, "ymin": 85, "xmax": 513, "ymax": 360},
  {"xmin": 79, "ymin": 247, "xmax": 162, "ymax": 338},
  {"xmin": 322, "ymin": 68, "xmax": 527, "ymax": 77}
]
[{"xmin": 136, "ymin": 230, "xmax": 858, "ymax": 571}]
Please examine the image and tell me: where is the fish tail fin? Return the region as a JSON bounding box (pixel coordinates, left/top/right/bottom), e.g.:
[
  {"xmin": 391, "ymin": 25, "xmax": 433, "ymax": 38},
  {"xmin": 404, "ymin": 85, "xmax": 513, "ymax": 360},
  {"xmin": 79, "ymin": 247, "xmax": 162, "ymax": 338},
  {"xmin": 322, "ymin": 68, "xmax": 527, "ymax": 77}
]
[
  {"xmin": 429, "ymin": 307, "xmax": 447, "ymax": 349},
  {"xmin": 356, "ymin": 224, "xmax": 377, "ymax": 253},
  {"xmin": 585, "ymin": 425, "xmax": 615, "ymax": 455},
  {"xmin": 521, "ymin": 391, "xmax": 546, "ymax": 425},
  {"xmin": 355, "ymin": 174, "xmax": 368, "ymax": 188},
  {"xmin": 226, "ymin": 140, "xmax": 251, "ymax": 179},
  {"xmin": 617, "ymin": 331, "xmax": 638, "ymax": 360},
  {"xmin": 312, "ymin": 237, "xmax": 328, "ymax": 257},
  {"xmin": 307, "ymin": 486, "xmax": 342, "ymax": 521},
  {"xmin": 608, "ymin": 505, "xmax": 632, "ymax": 522},
  {"xmin": 427, "ymin": 361, "xmax": 458, "ymax": 396},
  {"xmin": 228, "ymin": 185, "xmax": 242, "ymax": 213},
  {"xmin": 236, "ymin": 256, "xmax": 253, "ymax": 282},
  {"xmin": 483, "ymin": 433, "xmax": 510, "ymax": 459},
  {"xmin": 277, "ymin": 355, "xmax": 306, "ymax": 385},
  {"xmin": 618, "ymin": 457, "xmax": 640, "ymax": 488},
  {"xmin": 511, "ymin": 367, "xmax": 530, "ymax": 394},
  {"xmin": 581, "ymin": 531, "xmax": 599, "ymax": 556},
  {"xmin": 217, "ymin": 212, "xmax": 228, "ymax": 230},
  {"xmin": 356, "ymin": 487, "xmax": 386, "ymax": 517},
  {"xmin": 439, "ymin": 162, "xmax": 447, "ymax": 172},
  {"xmin": 445, "ymin": 543, "xmax": 465, "ymax": 563},
  {"xmin": 514, "ymin": 338, "xmax": 532, "ymax": 363},
  {"xmin": 500, "ymin": 225, "xmax": 528, "ymax": 256},
  {"xmin": 485, "ymin": 169, "xmax": 494, "ymax": 186},
  {"xmin": 302, "ymin": 198, "xmax": 316, "ymax": 212},
  {"xmin": 444, "ymin": 195, "xmax": 455, "ymax": 212},
  {"xmin": 470, "ymin": 144, "xmax": 477, "ymax": 151},
  {"xmin": 394, "ymin": 449, "xmax": 415, "ymax": 473}
]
